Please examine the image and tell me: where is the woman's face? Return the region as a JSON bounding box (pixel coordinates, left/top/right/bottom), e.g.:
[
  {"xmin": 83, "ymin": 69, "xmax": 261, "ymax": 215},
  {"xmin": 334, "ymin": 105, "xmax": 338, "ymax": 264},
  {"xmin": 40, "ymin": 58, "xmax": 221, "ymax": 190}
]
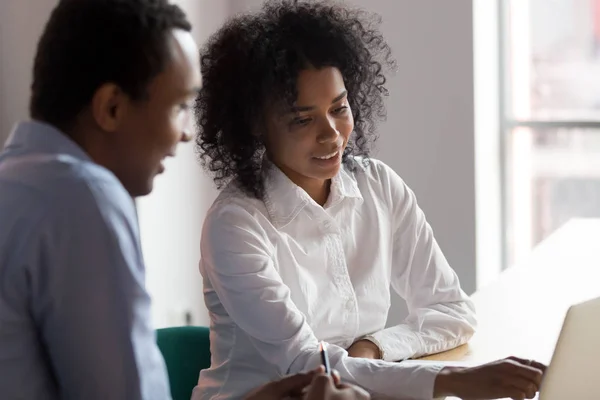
[{"xmin": 263, "ymin": 67, "xmax": 354, "ymax": 193}]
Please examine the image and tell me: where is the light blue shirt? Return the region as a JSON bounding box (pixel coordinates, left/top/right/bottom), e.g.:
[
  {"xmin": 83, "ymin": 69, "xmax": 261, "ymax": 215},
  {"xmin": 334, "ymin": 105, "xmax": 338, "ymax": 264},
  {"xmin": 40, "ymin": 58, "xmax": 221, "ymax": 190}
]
[{"xmin": 0, "ymin": 121, "xmax": 171, "ymax": 399}]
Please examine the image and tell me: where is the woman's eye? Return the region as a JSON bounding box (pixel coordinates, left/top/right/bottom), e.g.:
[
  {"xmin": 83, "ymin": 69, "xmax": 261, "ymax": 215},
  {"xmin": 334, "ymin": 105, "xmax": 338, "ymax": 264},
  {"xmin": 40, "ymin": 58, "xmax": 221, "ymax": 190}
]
[
  {"xmin": 333, "ymin": 106, "xmax": 349, "ymax": 115},
  {"xmin": 292, "ymin": 117, "xmax": 311, "ymax": 126}
]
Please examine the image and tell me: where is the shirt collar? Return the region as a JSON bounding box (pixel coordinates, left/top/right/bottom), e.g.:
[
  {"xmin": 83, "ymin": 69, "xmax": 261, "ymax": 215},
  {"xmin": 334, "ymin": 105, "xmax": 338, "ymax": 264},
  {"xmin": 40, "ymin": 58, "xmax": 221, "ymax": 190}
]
[
  {"xmin": 263, "ymin": 159, "xmax": 364, "ymax": 229},
  {"xmin": 3, "ymin": 120, "xmax": 92, "ymax": 162}
]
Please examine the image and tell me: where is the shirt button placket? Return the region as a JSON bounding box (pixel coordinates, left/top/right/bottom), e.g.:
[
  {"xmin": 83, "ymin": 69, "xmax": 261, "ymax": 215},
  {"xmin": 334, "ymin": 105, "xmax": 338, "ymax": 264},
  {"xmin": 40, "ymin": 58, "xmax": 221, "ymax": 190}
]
[{"xmin": 323, "ymin": 212, "xmax": 359, "ymax": 342}]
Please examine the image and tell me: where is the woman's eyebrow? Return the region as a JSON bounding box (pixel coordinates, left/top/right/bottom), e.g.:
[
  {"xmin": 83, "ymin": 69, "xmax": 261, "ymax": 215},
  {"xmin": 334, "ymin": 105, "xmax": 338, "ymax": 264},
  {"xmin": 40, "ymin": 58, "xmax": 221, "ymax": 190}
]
[{"xmin": 290, "ymin": 90, "xmax": 348, "ymax": 113}]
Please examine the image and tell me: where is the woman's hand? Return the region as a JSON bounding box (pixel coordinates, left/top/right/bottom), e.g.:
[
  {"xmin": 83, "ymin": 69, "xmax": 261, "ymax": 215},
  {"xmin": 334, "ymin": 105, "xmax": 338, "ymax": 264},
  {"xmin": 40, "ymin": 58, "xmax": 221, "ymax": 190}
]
[
  {"xmin": 346, "ymin": 340, "xmax": 381, "ymax": 360},
  {"xmin": 434, "ymin": 356, "xmax": 547, "ymax": 400}
]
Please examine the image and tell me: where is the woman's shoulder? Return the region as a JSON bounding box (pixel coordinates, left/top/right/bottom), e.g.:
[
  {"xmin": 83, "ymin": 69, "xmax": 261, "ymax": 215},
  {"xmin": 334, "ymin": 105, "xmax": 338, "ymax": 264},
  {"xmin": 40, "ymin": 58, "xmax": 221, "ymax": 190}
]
[
  {"xmin": 205, "ymin": 181, "xmax": 269, "ymax": 227},
  {"xmin": 201, "ymin": 183, "xmax": 276, "ymax": 269},
  {"xmin": 343, "ymin": 156, "xmax": 412, "ymax": 211},
  {"xmin": 344, "ymin": 156, "xmax": 406, "ymax": 187}
]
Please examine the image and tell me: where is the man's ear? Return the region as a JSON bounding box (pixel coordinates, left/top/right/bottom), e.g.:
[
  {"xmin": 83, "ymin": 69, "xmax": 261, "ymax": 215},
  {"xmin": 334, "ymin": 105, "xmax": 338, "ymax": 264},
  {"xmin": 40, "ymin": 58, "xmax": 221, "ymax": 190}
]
[{"xmin": 90, "ymin": 83, "xmax": 129, "ymax": 132}]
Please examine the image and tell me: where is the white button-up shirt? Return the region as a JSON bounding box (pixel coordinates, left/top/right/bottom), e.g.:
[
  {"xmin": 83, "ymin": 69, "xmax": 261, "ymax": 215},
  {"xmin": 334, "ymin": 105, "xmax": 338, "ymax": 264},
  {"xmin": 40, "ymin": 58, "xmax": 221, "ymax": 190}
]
[{"xmin": 194, "ymin": 158, "xmax": 477, "ymax": 400}]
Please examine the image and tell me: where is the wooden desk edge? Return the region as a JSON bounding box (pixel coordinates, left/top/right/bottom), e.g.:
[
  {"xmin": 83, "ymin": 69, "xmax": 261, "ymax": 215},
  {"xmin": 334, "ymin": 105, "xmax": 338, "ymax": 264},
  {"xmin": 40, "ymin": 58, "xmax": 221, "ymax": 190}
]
[{"xmin": 418, "ymin": 343, "xmax": 471, "ymax": 362}]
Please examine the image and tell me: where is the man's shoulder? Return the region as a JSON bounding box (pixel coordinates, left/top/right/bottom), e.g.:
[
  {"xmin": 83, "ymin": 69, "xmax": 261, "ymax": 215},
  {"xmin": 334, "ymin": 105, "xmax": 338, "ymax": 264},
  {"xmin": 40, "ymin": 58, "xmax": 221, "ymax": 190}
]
[
  {"xmin": 2, "ymin": 150, "xmax": 120, "ymax": 188},
  {"xmin": 0, "ymin": 152, "xmax": 136, "ymax": 232}
]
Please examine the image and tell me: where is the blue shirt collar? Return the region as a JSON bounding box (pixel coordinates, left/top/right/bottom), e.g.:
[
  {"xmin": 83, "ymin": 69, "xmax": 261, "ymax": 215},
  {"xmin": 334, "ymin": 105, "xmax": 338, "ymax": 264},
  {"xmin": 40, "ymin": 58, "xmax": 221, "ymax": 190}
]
[{"xmin": 4, "ymin": 120, "xmax": 92, "ymax": 162}]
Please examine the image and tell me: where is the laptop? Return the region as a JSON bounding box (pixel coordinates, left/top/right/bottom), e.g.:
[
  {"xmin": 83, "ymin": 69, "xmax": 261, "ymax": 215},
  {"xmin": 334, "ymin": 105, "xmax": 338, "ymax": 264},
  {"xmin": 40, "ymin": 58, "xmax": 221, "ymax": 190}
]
[
  {"xmin": 409, "ymin": 296, "xmax": 600, "ymax": 400},
  {"xmin": 537, "ymin": 295, "xmax": 600, "ymax": 399}
]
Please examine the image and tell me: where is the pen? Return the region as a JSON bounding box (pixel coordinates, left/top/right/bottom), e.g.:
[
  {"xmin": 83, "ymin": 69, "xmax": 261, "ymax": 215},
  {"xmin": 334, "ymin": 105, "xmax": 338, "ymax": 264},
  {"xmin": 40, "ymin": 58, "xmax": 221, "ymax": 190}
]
[{"xmin": 319, "ymin": 341, "xmax": 331, "ymax": 376}]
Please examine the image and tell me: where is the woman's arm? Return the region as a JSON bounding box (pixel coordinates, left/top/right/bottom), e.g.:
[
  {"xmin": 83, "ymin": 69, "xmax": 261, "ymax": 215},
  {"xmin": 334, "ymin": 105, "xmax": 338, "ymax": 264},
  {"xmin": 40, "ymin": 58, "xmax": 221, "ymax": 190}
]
[
  {"xmin": 359, "ymin": 163, "xmax": 477, "ymax": 362},
  {"xmin": 200, "ymin": 201, "xmax": 443, "ymax": 399},
  {"xmin": 203, "ymin": 199, "xmax": 546, "ymax": 400}
]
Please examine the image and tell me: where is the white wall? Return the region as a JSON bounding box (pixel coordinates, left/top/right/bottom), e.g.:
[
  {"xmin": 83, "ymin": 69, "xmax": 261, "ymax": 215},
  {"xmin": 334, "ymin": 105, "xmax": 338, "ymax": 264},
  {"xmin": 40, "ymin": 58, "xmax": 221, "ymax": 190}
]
[
  {"xmin": 473, "ymin": 0, "xmax": 502, "ymax": 290},
  {"xmin": 367, "ymin": 0, "xmax": 477, "ymax": 290},
  {"xmin": 231, "ymin": 0, "xmax": 479, "ymax": 325},
  {"xmin": 0, "ymin": 0, "xmax": 58, "ymax": 144},
  {"xmin": 367, "ymin": 0, "xmax": 478, "ymax": 325},
  {"xmin": 137, "ymin": 0, "xmax": 228, "ymax": 328}
]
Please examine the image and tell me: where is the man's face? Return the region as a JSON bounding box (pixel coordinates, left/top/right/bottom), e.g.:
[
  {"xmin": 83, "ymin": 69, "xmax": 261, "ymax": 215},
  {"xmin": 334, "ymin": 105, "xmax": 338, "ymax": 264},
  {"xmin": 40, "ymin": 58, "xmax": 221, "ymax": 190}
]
[{"xmin": 110, "ymin": 29, "xmax": 201, "ymax": 197}]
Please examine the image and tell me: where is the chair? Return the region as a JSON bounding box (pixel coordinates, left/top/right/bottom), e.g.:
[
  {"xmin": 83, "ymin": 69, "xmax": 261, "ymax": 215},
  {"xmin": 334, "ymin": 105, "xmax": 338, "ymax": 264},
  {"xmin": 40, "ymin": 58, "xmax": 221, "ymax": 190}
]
[{"xmin": 156, "ymin": 326, "xmax": 211, "ymax": 400}]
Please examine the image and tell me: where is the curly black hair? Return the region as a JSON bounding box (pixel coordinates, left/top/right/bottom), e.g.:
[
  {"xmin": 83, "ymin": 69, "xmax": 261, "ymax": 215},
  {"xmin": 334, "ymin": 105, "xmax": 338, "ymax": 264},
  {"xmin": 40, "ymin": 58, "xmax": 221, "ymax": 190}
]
[
  {"xmin": 195, "ymin": 0, "xmax": 396, "ymax": 198},
  {"xmin": 30, "ymin": 0, "xmax": 191, "ymax": 131}
]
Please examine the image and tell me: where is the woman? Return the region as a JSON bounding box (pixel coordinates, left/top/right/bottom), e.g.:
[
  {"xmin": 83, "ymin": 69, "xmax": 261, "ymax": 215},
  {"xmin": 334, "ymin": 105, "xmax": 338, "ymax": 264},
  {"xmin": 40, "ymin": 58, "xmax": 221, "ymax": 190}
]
[{"xmin": 193, "ymin": 1, "xmax": 545, "ymax": 399}]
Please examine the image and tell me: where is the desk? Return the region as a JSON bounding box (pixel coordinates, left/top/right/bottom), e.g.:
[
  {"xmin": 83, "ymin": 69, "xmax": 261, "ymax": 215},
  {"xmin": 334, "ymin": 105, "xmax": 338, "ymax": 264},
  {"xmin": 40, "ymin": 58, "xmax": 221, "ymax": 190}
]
[{"xmin": 421, "ymin": 219, "xmax": 600, "ymax": 365}]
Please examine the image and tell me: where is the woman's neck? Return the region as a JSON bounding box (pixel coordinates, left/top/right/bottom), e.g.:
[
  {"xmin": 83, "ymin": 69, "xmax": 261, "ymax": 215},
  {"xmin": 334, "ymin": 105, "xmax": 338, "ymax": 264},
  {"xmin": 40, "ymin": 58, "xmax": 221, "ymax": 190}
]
[
  {"xmin": 274, "ymin": 163, "xmax": 331, "ymax": 206},
  {"xmin": 303, "ymin": 178, "xmax": 331, "ymax": 206}
]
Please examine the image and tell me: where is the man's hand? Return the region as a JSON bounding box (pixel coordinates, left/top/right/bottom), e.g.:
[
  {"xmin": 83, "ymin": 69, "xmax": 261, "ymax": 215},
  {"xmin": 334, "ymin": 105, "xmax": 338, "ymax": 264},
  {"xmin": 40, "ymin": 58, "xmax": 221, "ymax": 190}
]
[
  {"xmin": 347, "ymin": 340, "xmax": 381, "ymax": 360},
  {"xmin": 304, "ymin": 373, "xmax": 371, "ymax": 400},
  {"xmin": 434, "ymin": 356, "xmax": 547, "ymax": 400},
  {"xmin": 244, "ymin": 368, "xmax": 371, "ymax": 400},
  {"xmin": 244, "ymin": 369, "xmax": 320, "ymax": 400}
]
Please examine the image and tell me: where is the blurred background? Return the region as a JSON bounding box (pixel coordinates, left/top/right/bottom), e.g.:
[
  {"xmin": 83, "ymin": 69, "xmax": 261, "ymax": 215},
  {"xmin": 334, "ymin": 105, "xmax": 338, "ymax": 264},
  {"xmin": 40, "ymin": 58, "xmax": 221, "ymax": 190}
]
[{"xmin": 1, "ymin": 0, "xmax": 598, "ymax": 328}]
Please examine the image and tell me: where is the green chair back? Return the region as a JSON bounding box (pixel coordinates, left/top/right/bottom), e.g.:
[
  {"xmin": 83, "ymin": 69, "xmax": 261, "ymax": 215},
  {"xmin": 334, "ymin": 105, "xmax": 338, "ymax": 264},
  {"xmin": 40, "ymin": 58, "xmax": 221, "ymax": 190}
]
[{"xmin": 156, "ymin": 326, "xmax": 211, "ymax": 400}]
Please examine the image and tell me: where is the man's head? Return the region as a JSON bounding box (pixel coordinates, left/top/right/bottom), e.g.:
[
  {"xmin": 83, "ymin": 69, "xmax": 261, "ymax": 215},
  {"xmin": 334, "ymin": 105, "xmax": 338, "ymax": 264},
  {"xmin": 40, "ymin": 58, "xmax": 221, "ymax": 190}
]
[{"xmin": 30, "ymin": 0, "xmax": 202, "ymax": 196}]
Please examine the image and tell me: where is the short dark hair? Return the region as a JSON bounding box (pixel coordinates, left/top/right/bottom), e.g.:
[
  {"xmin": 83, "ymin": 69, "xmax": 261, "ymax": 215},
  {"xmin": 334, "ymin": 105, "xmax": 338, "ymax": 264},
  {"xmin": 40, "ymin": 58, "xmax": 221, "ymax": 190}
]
[
  {"xmin": 30, "ymin": 0, "xmax": 192, "ymax": 129},
  {"xmin": 195, "ymin": 0, "xmax": 396, "ymax": 199}
]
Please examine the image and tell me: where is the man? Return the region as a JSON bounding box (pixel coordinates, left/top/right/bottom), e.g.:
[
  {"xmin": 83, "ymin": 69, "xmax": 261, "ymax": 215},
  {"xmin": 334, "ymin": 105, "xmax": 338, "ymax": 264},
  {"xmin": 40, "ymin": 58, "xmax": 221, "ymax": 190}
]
[{"xmin": 0, "ymin": 1, "xmax": 368, "ymax": 399}]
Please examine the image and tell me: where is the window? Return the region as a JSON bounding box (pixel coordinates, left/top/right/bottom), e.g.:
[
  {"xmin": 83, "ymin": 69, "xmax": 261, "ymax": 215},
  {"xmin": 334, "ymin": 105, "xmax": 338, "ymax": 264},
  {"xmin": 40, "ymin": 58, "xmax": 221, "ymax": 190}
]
[{"xmin": 501, "ymin": 0, "xmax": 600, "ymax": 266}]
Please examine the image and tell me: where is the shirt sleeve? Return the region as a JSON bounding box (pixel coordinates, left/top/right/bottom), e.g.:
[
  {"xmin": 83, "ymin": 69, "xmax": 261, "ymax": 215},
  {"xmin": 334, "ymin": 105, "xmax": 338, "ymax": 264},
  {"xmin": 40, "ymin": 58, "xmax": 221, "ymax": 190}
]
[
  {"xmin": 201, "ymin": 201, "xmax": 444, "ymax": 400},
  {"xmin": 368, "ymin": 163, "xmax": 477, "ymax": 362},
  {"xmin": 31, "ymin": 179, "xmax": 170, "ymax": 400}
]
